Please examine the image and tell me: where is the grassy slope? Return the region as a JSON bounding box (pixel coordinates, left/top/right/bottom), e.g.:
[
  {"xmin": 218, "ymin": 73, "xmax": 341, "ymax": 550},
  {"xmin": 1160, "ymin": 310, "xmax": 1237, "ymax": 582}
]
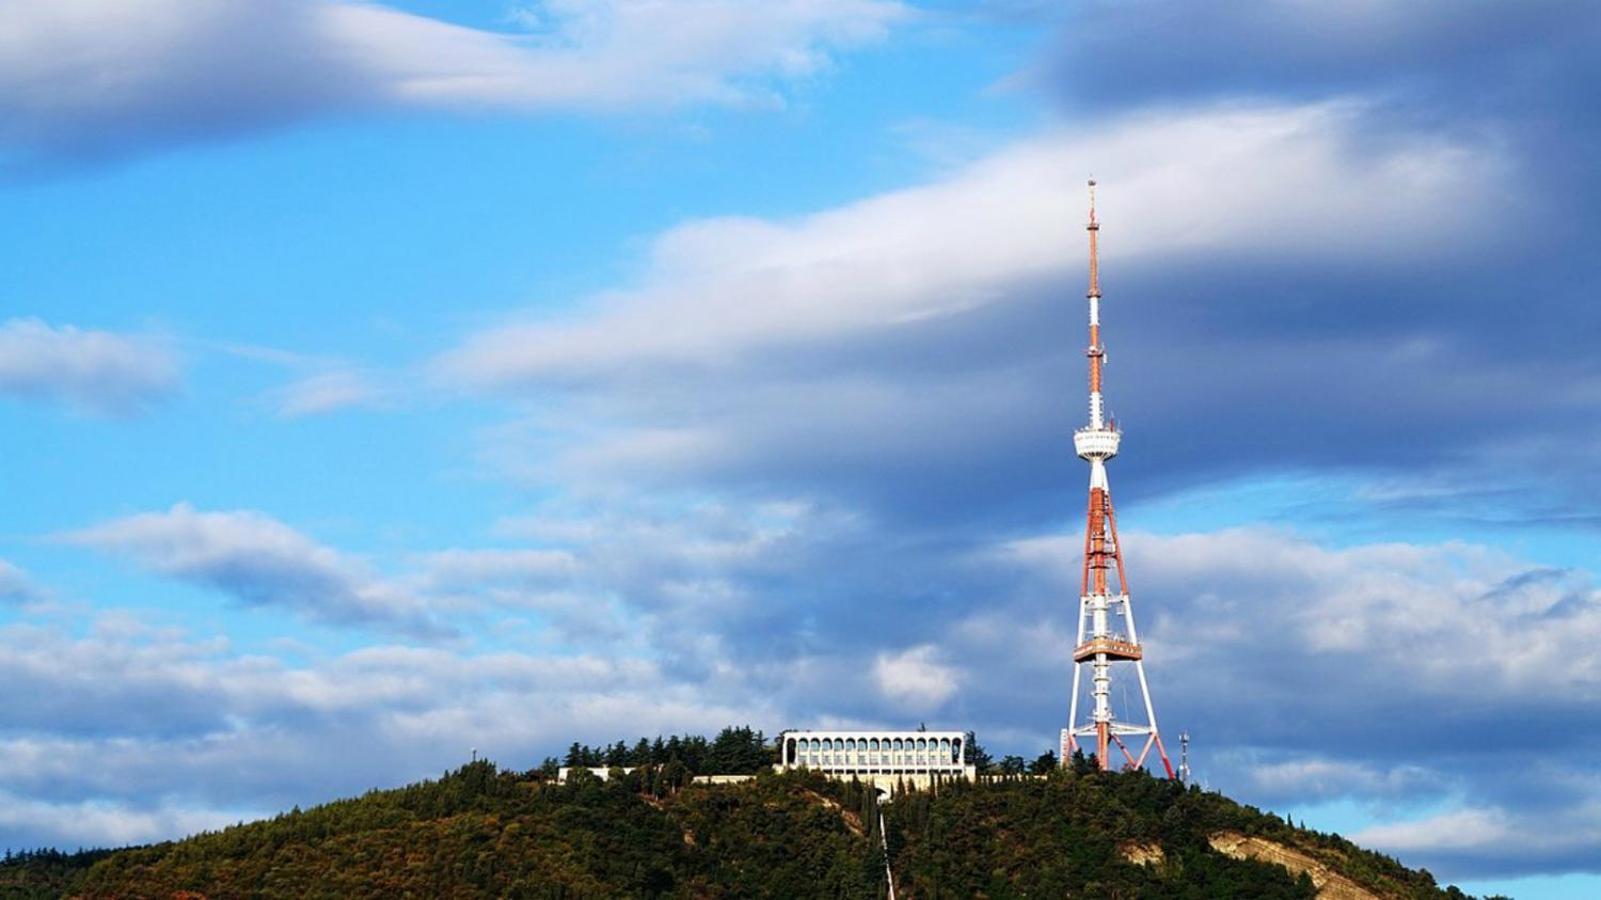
[{"xmin": 0, "ymin": 764, "xmax": 1475, "ymax": 899}]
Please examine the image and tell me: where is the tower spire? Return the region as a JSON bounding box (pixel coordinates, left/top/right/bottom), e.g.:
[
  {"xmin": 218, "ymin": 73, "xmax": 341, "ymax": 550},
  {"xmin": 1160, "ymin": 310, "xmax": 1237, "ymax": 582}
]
[
  {"xmin": 1085, "ymin": 179, "xmax": 1105, "ymax": 431},
  {"xmin": 1061, "ymin": 180, "xmax": 1175, "ymax": 778},
  {"xmin": 1087, "ymin": 178, "xmax": 1100, "ymax": 299}
]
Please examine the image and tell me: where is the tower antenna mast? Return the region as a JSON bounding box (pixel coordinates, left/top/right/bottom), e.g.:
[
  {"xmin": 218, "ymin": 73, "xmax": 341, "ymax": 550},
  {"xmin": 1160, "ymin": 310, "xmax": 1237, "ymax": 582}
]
[{"xmin": 1061, "ymin": 180, "xmax": 1175, "ymax": 778}]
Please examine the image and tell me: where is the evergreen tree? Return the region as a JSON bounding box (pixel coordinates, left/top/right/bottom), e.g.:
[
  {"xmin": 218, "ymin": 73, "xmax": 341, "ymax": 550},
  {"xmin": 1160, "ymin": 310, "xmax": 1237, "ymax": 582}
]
[
  {"xmin": 963, "ymin": 731, "xmax": 993, "ymax": 774},
  {"xmin": 1028, "ymin": 750, "xmax": 1058, "ymax": 775},
  {"xmin": 1070, "ymin": 748, "xmax": 1097, "ymax": 776}
]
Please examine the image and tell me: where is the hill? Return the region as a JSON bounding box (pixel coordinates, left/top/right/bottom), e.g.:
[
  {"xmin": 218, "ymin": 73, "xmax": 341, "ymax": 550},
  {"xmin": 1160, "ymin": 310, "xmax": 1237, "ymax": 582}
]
[{"xmin": 1, "ymin": 749, "xmax": 1490, "ymax": 898}]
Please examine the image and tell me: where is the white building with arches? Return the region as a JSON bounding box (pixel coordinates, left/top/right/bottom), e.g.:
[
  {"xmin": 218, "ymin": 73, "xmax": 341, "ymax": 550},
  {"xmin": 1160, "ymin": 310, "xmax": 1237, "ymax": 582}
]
[{"xmin": 778, "ymin": 730, "xmax": 975, "ymax": 785}]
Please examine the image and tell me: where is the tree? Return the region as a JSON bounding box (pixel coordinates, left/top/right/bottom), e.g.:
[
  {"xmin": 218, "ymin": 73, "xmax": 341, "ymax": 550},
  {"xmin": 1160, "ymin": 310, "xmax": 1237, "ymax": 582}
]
[
  {"xmin": 708, "ymin": 725, "xmax": 771, "ymax": 774},
  {"xmin": 998, "ymin": 755, "xmax": 1026, "ymax": 776},
  {"xmin": 964, "ymin": 731, "xmax": 993, "ymax": 774},
  {"xmin": 1028, "ymin": 750, "xmax": 1058, "ymax": 775},
  {"xmin": 1070, "ymin": 748, "xmax": 1097, "ymax": 776}
]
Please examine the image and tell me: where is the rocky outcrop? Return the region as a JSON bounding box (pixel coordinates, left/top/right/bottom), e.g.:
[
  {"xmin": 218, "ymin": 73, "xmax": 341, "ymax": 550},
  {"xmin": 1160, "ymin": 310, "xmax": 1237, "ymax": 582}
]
[
  {"xmin": 1119, "ymin": 840, "xmax": 1165, "ymax": 867},
  {"xmin": 1209, "ymin": 831, "xmax": 1380, "ymax": 899}
]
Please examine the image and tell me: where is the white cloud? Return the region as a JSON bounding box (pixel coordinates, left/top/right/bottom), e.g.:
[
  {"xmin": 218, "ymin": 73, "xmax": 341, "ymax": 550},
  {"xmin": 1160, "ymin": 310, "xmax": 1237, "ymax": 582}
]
[
  {"xmin": 0, "ymin": 613, "xmax": 784, "ymax": 849},
  {"xmin": 0, "ymin": 790, "xmax": 250, "ymax": 851},
  {"xmin": 944, "ymin": 525, "xmax": 1601, "ymax": 877},
  {"xmin": 58, "ymin": 503, "xmax": 722, "ymax": 644},
  {"xmin": 989, "ymin": 526, "xmax": 1601, "ymax": 726},
  {"xmin": 1128, "ymin": 529, "xmax": 1601, "ymax": 698},
  {"xmin": 0, "ymin": 0, "xmax": 908, "ymax": 161},
  {"xmin": 63, "ymin": 503, "xmax": 449, "ymax": 637},
  {"xmin": 0, "ymin": 318, "xmax": 178, "ymax": 414},
  {"xmin": 419, "ymin": 548, "xmax": 580, "ymax": 586},
  {"xmin": 873, "ymin": 643, "xmax": 958, "ymax": 709},
  {"xmin": 272, "ymin": 368, "xmax": 386, "ymax": 418},
  {"xmin": 1246, "ymin": 757, "xmax": 1444, "ymax": 803},
  {"xmin": 1355, "ymin": 808, "xmax": 1511, "ymax": 853},
  {"xmin": 431, "ymin": 101, "xmax": 1530, "ymax": 522},
  {"xmin": 359, "ymin": 0, "xmax": 910, "ymax": 108},
  {"xmin": 1351, "ymin": 801, "xmax": 1601, "ymax": 877},
  {"xmin": 0, "ymin": 561, "xmax": 41, "ymax": 605},
  {"xmin": 414, "ymin": 548, "xmax": 617, "ymax": 641},
  {"xmin": 439, "ymin": 101, "xmax": 1509, "ymax": 387},
  {"xmin": 16, "ymin": 509, "xmax": 1601, "ymax": 877}
]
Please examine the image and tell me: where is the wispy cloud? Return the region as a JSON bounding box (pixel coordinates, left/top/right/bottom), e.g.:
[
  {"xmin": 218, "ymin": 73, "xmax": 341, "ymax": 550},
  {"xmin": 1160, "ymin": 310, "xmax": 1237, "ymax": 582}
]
[{"xmin": 271, "ymin": 369, "xmax": 387, "ymax": 418}]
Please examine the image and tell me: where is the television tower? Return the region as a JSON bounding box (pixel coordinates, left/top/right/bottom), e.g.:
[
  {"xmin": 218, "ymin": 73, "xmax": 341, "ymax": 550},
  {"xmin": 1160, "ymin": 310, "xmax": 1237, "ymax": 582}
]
[{"xmin": 1060, "ymin": 180, "xmax": 1175, "ymax": 778}]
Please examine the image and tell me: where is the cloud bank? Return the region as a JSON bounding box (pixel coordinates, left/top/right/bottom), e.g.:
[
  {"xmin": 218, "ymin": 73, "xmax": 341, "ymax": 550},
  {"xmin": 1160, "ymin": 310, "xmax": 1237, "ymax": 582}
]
[
  {"xmin": 0, "ymin": 0, "xmax": 907, "ymax": 166},
  {"xmin": 14, "ymin": 521, "xmax": 1601, "ymax": 879},
  {"xmin": 435, "ymin": 97, "xmax": 1552, "ymax": 531}
]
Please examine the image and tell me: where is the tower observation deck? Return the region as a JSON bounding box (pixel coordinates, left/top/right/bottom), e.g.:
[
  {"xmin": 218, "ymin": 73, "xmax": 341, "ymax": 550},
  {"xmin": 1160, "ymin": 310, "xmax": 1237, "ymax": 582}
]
[{"xmin": 1061, "ymin": 181, "xmax": 1175, "ymax": 778}]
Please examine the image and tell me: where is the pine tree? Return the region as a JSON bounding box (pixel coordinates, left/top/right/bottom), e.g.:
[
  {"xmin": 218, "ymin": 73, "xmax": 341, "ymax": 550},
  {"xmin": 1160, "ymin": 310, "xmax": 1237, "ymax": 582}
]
[
  {"xmin": 1029, "ymin": 750, "xmax": 1058, "ymax": 775},
  {"xmin": 963, "ymin": 731, "xmax": 993, "ymax": 774}
]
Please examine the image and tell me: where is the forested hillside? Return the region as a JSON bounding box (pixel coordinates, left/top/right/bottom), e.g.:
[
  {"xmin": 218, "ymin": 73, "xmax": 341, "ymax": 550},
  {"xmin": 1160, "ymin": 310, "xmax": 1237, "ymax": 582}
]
[{"xmin": 1, "ymin": 732, "xmax": 1490, "ymax": 899}]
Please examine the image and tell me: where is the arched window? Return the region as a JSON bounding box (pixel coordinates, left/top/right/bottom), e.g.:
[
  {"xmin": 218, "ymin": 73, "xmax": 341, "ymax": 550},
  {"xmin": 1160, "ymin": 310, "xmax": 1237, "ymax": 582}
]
[{"xmin": 952, "ymin": 738, "xmax": 963, "ymax": 765}]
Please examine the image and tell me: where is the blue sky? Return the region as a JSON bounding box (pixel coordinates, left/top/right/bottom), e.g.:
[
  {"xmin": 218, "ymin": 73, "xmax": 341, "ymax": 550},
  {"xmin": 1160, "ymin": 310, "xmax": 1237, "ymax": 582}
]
[{"xmin": 3, "ymin": 1, "xmax": 1599, "ymax": 895}]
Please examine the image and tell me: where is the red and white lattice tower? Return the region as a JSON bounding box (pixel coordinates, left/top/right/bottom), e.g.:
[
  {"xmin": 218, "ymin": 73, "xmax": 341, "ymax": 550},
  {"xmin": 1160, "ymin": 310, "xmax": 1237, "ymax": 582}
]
[{"xmin": 1060, "ymin": 180, "xmax": 1175, "ymax": 777}]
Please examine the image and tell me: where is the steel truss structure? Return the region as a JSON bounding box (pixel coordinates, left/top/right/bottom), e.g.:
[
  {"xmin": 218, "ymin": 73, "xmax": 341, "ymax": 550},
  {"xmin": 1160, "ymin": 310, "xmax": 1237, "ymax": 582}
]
[{"xmin": 1060, "ymin": 181, "xmax": 1175, "ymax": 778}]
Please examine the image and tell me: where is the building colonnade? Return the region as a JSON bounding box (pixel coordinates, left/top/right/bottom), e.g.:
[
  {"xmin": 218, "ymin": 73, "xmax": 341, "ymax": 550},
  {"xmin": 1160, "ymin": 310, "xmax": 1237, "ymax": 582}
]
[{"xmin": 779, "ymin": 730, "xmax": 968, "ymax": 775}]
